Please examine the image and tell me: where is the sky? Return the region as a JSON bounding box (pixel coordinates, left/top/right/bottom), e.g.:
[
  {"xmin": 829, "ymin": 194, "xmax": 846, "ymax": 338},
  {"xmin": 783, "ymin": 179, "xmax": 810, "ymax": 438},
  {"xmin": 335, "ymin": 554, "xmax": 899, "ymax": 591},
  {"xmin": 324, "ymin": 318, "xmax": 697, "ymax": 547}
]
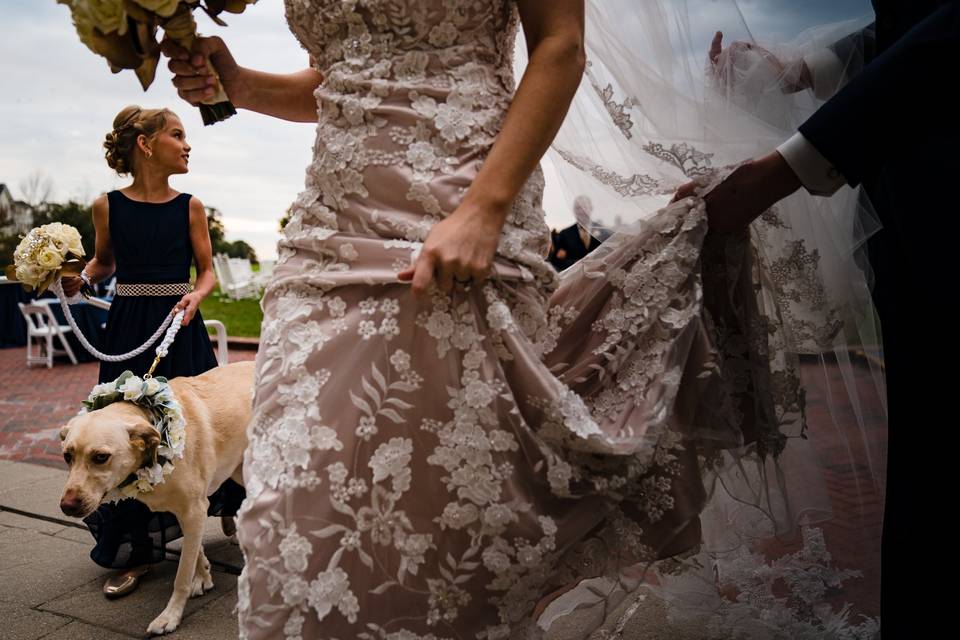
[{"xmin": 0, "ymin": 0, "xmax": 873, "ymax": 260}]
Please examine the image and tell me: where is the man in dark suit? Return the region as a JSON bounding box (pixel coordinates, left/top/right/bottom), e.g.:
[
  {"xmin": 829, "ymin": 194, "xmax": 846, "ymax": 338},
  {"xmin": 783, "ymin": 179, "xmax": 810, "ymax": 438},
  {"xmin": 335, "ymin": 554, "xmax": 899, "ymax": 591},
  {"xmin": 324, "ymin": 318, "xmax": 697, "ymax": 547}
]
[
  {"xmin": 548, "ymin": 195, "xmax": 605, "ymax": 271},
  {"xmin": 680, "ymin": 2, "xmax": 958, "ymax": 634}
]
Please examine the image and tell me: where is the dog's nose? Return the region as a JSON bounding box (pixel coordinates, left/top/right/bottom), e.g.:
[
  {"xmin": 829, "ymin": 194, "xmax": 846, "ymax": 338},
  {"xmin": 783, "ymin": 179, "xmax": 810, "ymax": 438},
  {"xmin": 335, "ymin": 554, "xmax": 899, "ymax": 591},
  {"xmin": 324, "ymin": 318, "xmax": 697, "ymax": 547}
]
[{"xmin": 59, "ymin": 492, "xmax": 84, "ymax": 516}]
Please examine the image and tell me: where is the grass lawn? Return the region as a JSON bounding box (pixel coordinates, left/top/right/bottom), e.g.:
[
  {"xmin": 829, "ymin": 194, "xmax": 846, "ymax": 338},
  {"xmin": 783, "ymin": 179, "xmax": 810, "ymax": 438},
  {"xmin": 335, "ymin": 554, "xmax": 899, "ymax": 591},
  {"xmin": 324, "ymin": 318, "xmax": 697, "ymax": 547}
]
[
  {"xmin": 192, "ymin": 264, "xmax": 264, "ymax": 338},
  {"xmin": 200, "ymin": 291, "xmax": 263, "ymax": 338}
]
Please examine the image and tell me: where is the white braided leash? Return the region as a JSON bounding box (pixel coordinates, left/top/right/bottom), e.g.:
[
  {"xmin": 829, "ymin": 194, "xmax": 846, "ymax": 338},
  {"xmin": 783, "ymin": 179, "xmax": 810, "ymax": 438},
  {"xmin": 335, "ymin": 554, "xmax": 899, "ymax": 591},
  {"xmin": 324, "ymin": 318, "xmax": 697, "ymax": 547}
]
[{"xmin": 50, "ymin": 280, "xmax": 185, "ymax": 363}]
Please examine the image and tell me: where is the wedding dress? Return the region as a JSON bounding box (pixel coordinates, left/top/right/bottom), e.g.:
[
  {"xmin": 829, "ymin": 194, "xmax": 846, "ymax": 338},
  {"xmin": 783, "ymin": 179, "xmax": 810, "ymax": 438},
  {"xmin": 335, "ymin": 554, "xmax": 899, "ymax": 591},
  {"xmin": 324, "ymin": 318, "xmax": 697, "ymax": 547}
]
[{"xmin": 237, "ymin": 2, "xmax": 884, "ymax": 638}]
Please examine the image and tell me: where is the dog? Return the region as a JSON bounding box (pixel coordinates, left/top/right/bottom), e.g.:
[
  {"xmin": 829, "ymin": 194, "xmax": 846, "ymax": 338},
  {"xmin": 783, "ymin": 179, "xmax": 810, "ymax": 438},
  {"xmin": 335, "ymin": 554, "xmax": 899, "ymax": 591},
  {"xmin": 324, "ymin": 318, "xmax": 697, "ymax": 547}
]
[{"xmin": 58, "ymin": 360, "xmax": 254, "ymax": 635}]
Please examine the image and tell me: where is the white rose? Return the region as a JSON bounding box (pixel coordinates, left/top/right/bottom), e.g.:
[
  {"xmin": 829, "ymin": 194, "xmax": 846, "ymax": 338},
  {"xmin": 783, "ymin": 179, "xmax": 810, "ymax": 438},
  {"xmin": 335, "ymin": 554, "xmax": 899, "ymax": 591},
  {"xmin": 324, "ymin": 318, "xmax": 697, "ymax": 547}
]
[
  {"xmin": 145, "ymin": 463, "xmax": 164, "ymax": 484},
  {"xmin": 17, "ymin": 261, "xmax": 47, "ymax": 287},
  {"xmin": 119, "ymin": 375, "xmax": 144, "ymax": 400},
  {"xmin": 142, "ymin": 378, "xmax": 162, "ymax": 396},
  {"xmin": 89, "ymin": 382, "xmax": 116, "ymax": 398},
  {"xmin": 62, "ymin": 226, "xmax": 84, "ymax": 256},
  {"xmin": 167, "ymin": 425, "xmax": 185, "ymax": 447},
  {"xmin": 40, "ymin": 225, "xmax": 68, "ymax": 255},
  {"xmin": 37, "ymin": 248, "xmax": 62, "ymax": 270},
  {"xmin": 42, "ymin": 222, "xmax": 65, "ymax": 239}
]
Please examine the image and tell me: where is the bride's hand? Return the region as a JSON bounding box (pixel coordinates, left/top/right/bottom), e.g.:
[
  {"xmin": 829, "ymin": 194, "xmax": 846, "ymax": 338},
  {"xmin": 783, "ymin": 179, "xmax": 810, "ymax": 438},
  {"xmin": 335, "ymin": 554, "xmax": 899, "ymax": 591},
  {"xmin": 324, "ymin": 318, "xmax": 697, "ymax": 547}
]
[
  {"xmin": 160, "ymin": 36, "xmax": 241, "ymax": 106},
  {"xmin": 397, "ymin": 202, "xmax": 506, "ymax": 297}
]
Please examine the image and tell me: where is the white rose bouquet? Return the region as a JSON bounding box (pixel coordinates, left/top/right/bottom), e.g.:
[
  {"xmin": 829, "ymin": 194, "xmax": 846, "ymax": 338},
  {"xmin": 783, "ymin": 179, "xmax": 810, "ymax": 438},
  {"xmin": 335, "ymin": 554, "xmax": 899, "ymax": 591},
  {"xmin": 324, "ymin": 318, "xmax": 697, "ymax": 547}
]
[
  {"xmin": 4, "ymin": 223, "xmax": 94, "ymax": 296},
  {"xmin": 55, "ymin": 1, "xmax": 257, "ymax": 125}
]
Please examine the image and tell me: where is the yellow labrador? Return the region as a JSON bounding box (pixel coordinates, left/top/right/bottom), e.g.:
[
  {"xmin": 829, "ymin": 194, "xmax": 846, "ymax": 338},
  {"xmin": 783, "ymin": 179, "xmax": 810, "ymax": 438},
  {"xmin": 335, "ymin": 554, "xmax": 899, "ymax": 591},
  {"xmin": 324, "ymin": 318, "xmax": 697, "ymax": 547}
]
[{"xmin": 58, "ymin": 361, "xmax": 254, "ymax": 635}]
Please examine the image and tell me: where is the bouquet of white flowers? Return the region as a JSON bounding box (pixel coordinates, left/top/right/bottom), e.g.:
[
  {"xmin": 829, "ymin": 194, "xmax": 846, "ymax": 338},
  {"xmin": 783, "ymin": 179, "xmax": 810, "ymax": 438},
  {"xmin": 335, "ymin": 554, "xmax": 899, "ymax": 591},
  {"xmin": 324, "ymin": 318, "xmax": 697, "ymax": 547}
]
[
  {"xmin": 4, "ymin": 222, "xmax": 94, "ymax": 295},
  {"xmin": 55, "ymin": 0, "xmax": 257, "ymax": 125}
]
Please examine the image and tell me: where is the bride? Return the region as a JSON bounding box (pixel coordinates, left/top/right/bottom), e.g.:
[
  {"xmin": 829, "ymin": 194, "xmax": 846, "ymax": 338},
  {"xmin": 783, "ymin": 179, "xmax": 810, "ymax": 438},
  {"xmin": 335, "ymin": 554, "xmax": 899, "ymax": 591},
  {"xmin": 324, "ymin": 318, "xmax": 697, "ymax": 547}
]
[{"xmin": 162, "ymin": 1, "xmax": 883, "ymax": 637}]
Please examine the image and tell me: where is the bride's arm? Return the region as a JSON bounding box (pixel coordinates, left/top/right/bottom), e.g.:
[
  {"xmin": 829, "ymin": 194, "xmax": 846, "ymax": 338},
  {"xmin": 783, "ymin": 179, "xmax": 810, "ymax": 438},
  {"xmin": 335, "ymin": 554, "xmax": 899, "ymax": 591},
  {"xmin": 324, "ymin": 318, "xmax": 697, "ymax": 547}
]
[
  {"xmin": 161, "ymin": 37, "xmax": 323, "ymax": 123},
  {"xmin": 467, "ymin": 0, "xmax": 586, "ymax": 216},
  {"xmin": 400, "ymin": 0, "xmax": 586, "ymax": 295}
]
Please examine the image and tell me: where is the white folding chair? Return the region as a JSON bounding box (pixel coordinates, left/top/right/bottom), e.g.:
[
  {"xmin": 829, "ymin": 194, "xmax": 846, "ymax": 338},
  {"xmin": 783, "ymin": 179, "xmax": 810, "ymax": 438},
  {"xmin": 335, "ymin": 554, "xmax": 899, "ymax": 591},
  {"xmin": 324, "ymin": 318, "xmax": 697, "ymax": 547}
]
[
  {"xmin": 18, "ymin": 302, "xmax": 79, "ymax": 368},
  {"xmin": 214, "ymin": 253, "xmax": 258, "ymax": 300},
  {"xmin": 102, "ymin": 276, "xmax": 117, "ymax": 298},
  {"xmin": 255, "ymin": 260, "xmax": 275, "ymax": 287}
]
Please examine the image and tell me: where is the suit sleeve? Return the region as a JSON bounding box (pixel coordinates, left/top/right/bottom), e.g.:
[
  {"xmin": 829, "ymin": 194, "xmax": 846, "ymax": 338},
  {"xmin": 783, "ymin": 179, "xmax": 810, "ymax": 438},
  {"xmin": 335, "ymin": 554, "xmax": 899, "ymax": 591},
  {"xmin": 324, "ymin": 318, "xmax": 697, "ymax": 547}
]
[{"xmin": 798, "ymin": 2, "xmax": 959, "ymax": 187}]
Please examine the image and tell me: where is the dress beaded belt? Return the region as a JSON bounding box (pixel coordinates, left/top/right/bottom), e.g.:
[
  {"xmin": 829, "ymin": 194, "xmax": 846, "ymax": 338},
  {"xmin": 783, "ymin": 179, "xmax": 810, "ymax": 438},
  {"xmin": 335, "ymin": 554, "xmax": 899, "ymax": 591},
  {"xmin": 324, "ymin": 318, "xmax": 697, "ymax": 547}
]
[{"xmin": 114, "ymin": 283, "xmax": 192, "ymax": 297}]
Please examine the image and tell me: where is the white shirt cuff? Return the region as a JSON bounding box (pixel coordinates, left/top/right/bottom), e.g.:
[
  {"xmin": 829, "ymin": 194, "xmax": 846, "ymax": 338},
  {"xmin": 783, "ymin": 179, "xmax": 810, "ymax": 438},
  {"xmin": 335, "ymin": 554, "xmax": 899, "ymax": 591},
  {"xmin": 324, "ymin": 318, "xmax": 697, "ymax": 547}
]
[
  {"xmin": 802, "ymin": 48, "xmax": 846, "ymax": 100},
  {"xmin": 776, "ymin": 133, "xmax": 846, "ymax": 197}
]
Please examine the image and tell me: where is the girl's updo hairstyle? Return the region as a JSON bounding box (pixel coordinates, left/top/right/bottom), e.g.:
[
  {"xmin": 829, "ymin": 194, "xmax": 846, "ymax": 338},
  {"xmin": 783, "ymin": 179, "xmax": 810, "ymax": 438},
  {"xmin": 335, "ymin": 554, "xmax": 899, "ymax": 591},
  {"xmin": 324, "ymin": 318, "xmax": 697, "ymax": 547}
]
[{"xmin": 103, "ymin": 105, "xmax": 176, "ymax": 176}]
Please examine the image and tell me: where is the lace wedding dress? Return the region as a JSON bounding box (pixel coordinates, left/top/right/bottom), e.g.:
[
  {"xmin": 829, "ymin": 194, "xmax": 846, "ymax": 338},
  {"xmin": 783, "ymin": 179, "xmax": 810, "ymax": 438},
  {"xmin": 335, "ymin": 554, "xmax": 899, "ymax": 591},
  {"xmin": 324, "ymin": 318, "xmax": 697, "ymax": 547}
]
[{"xmin": 236, "ymin": 2, "xmax": 883, "ymax": 638}]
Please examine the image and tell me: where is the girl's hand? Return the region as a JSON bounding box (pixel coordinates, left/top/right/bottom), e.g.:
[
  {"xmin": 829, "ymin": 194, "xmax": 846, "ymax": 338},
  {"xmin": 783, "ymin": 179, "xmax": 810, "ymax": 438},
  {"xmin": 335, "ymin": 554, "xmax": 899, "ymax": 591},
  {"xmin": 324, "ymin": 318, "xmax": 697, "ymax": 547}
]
[
  {"xmin": 60, "ymin": 276, "xmax": 83, "ymax": 298},
  {"xmin": 173, "ymin": 291, "xmax": 204, "ymax": 326},
  {"xmin": 397, "ymin": 201, "xmax": 507, "ymax": 297}
]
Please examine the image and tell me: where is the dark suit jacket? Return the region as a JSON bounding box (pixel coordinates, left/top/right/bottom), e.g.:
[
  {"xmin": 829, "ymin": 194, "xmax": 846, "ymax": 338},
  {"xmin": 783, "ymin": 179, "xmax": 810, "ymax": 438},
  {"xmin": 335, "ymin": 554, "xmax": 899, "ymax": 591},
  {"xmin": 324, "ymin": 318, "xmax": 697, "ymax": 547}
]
[
  {"xmin": 548, "ymin": 224, "xmax": 603, "ymax": 271},
  {"xmin": 797, "ymin": 1, "xmax": 959, "ymax": 632}
]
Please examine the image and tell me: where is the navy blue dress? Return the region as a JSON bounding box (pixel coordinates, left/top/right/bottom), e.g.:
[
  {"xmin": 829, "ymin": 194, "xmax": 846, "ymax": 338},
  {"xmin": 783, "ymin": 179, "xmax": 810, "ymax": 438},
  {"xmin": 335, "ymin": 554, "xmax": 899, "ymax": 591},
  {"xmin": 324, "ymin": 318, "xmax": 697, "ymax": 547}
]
[{"xmin": 83, "ymin": 190, "xmax": 245, "ymax": 569}]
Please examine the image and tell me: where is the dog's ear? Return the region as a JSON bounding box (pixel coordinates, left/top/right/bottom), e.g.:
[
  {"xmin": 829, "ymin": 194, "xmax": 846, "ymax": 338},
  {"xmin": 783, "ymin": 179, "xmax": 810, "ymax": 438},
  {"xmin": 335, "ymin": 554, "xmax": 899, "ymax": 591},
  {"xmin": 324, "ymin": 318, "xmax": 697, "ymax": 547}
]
[
  {"xmin": 127, "ymin": 422, "xmax": 161, "ymax": 467},
  {"xmin": 59, "ymin": 424, "xmax": 71, "ymax": 442}
]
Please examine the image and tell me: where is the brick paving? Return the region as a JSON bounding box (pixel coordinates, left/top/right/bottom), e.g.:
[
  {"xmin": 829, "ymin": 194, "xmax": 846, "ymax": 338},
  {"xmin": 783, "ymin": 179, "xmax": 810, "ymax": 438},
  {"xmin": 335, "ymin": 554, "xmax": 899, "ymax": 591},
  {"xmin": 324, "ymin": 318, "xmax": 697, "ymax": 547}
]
[{"xmin": 0, "ymin": 347, "xmax": 256, "ymax": 468}]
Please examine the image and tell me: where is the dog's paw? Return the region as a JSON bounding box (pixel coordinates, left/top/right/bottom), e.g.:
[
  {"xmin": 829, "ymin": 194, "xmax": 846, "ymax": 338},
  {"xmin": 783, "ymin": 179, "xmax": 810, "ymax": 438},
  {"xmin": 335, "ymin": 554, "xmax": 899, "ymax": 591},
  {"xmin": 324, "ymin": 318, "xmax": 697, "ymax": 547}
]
[
  {"xmin": 146, "ymin": 607, "xmax": 182, "ymax": 635},
  {"xmin": 189, "ymin": 572, "xmax": 214, "ymax": 597}
]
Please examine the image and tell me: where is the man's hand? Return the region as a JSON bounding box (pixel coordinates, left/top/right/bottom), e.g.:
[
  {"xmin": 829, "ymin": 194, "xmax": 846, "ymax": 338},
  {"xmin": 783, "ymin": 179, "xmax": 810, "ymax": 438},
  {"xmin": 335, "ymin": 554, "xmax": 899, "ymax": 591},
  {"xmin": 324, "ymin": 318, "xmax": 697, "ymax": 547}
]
[
  {"xmin": 673, "ymin": 151, "xmax": 802, "ymax": 233},
  {"xmin": 709, "ymin": 31, "xmax": 812, "ymax": 93}
]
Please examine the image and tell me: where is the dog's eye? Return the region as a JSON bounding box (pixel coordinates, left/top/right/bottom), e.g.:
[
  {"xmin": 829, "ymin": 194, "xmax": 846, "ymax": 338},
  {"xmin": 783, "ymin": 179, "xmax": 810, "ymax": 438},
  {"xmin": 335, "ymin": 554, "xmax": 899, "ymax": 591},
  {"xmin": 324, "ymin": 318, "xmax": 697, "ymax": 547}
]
[
  {"xmin": 63, "ymin": 452, "xmax": 72, "ymax": 465},
  {"xmin": 92, "ymin": 453, "xmax": 111, "ymax": 465}
]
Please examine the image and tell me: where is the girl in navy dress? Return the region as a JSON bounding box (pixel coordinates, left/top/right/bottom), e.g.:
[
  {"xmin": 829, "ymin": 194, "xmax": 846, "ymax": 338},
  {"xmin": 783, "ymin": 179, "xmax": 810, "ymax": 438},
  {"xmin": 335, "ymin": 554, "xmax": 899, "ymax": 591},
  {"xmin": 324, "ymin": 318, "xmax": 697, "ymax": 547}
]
[{"xmin": 62, "ymin": 105, "xmax": 245, "ymax": 597}]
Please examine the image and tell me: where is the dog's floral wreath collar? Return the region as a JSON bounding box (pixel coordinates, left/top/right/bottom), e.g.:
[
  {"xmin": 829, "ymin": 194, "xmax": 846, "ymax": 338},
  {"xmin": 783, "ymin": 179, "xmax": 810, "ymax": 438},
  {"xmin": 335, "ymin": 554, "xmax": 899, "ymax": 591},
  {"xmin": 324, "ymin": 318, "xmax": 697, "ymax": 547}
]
[{"xmin": 83, "ymin": 371, "xmax": 186, "ymax": 501}]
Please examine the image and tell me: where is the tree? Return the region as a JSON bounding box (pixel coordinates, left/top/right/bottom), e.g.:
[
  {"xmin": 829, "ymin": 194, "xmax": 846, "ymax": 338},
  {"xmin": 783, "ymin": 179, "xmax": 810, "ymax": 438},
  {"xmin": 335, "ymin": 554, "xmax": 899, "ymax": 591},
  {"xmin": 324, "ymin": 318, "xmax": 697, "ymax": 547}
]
[
  {"xmin": 36, "ymin": 201, "xmax": 96, "ymax": 253},
  {"xmin": 205, "ymin": 205, "xmax": 258, "ymax": 263},
  {"xmin": 18, "ymin": 171, "xmax": 54, "ymax": 208},
  {"xmin": 224, "ymin": 240, "xmax": 258, "ymax": 262},
  {"xmin": 1, "ymin": 200, "xmax": 95, "ymax": 265},
  {"xmin": 278, "ymin": 205, "xmax": 293, "ymax": 231},
  {"xmin": 206, "ymin": 205, "xmax": 228, "ymax": 249}
]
